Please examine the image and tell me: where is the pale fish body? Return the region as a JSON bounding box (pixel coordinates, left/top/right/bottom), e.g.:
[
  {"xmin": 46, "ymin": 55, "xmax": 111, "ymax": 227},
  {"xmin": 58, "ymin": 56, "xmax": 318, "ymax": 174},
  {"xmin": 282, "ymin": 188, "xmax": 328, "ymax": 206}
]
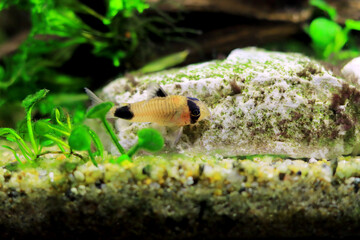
[
  {"xmin": 114, "ymin": 95, "xmax": 210, "ymax": 127},
  {"xmin": 85, "ymin": 85, "xmax": 210, "ymax": 127}
]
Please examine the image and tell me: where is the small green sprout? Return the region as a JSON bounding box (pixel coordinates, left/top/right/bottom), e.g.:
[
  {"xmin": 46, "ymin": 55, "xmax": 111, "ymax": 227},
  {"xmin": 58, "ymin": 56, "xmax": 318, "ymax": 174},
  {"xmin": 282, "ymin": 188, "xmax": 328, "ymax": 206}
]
[
  {"xmin": 0, "ymin": 90, "xmax": 104, "ymax": 167},
  {"xmin": 1, "ymin": 128, "xmax": 34, "ymax": 163},
  {"xmin": 86, "ymin": 102, "xmax": 125, "ymax": 155},
  {"xmin": 0, "ymin": 89, "xmax": 51, "ymax": 163},
  {"xmin": 126, "ymin": 128, "xmax": 164, "ymax": 158},
  {"xmin": 110, "ymin": 128, "xmax": 164, "ymax": 165}
]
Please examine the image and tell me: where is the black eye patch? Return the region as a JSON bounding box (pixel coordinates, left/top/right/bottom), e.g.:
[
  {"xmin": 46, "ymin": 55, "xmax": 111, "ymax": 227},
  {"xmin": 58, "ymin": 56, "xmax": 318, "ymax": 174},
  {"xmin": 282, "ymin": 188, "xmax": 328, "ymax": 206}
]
[{"xmin": 187, "ymin": 100, "xmax": 200, "ymax": 124}]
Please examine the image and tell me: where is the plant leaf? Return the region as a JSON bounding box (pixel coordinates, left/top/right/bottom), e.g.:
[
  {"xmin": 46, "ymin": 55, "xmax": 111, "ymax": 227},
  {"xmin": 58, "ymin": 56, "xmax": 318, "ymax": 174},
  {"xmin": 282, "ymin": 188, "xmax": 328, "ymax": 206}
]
[
  {"xmin": 137, "ymin": 50, "xmax": 190, "ymax": 74},
  {"xmin": 88, "ymin": 128, "xmax": 104, "ymax": 158},
  {"xmin": 39, "ymin": 139, "xmax": 55, "ymax": 147},
  {"xmin": 0, "ymin": 127, "xmax": 34, "ymax": 159},
  {"xmin": 68, "ymin": 125, "xmax": 92, "ymax": 151},
  {"xmin": 86, "ymin": 101, "xmax": 114, "ymax": 119},
  {"xmin": 34, "ymin": 119, "xmax": 52, "ymax": 135},
  {"xmin": 22, "ymin": 89, "xmax": 49, "ymax": 112},
  {"xmin": 310, "ymin": 0, "xmax": 337, "ymax": 20},
  {"xmin": 0, "ymin": 0, "xmax": 21, "ymax": 11},
  {"xmin": 0, "ymin": 98, "xmax": 5, "ymax": 108},
  {"xmin": 2, "ymin": 145, "xmax": 23, "ymax": 165},
  {"xmin": 0, "ymin": 128, "xmax": 21, "ymax": 139},
  {"xmin": 345, "ymin": 19, "xmax": 360, "ymax": 31},
  {"xmin": 106, "ymin": 0, "xmax": 149, "ymax": 20},
  {"xmin": 308, "ymin": 17, "xmax": 342, "ymax": 58},
  {"xmin": 0, "ymin": 65, "xmax": 4, "ymax": 80},
  {"xmin": 137, "ymin": 128, "xmax": 164, "ymax": 152}
]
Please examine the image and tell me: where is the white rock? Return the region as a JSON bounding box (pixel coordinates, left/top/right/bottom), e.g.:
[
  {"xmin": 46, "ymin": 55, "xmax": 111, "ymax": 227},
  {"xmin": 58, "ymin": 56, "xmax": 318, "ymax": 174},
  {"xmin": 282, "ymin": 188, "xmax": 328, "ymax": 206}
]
[{"xmin": 341, "ymin": 57, "xmax": 360, "ymax": 87}]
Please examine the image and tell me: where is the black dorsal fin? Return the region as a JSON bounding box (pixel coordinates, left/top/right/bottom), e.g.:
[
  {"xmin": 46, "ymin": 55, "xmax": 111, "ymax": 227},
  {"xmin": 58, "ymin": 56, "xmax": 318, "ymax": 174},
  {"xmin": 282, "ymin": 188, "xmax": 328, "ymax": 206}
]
[
  {"xmin": 147, "ymin": 83, "xmax": 168, "ymax": 99},
  {"xmin": 155, "ymin": 87, "xmax": 167, "ymax": 97}
]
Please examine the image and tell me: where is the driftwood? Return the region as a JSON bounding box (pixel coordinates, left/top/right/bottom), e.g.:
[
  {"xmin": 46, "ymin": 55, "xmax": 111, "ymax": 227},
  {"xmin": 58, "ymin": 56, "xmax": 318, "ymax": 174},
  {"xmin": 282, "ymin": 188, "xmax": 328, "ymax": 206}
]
[
  {"xmin": 148, "ymin": 0, "xmax": 312, "ymax": 23},
  {"xmin": 149, "ymin": 0, "xmax": 360, "ymax": 23},
  {"xmin": 0, "ymin": 30, "xmax": 29, "ymax": 58},
  {"xmin": 177, "ymin": 23, "xmax": 302, "ymax": 64},
  {"xmin": 328, "ymin": 0, "xmax": 360, "ymax": 23}
]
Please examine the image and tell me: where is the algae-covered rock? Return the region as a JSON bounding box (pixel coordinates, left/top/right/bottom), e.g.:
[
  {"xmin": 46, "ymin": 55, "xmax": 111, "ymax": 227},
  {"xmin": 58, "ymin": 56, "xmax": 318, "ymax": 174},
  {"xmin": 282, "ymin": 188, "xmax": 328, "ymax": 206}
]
[{"xmin": 103, "ymin": 48, "xmax": 360, "ymax": 159}]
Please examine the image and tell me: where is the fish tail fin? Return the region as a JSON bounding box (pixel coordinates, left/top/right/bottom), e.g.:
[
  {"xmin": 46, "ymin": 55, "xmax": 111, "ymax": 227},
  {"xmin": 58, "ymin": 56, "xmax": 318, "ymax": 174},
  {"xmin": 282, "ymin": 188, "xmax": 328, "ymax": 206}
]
[
  {"xmin": 84, "ymin": 88, "xmax": 104, "ymax": 106},
  {"xmin": 85, "ymin": 87, "xmax": 117, "ymax": 119}
]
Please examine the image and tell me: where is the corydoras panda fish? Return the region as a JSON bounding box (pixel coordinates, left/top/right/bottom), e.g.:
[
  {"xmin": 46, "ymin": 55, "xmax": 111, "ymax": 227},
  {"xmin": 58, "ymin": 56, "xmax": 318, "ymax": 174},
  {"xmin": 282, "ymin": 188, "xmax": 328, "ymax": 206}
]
[{"xmin": 85, "ymin": 84, "xmax": 211, "ymax": 127}]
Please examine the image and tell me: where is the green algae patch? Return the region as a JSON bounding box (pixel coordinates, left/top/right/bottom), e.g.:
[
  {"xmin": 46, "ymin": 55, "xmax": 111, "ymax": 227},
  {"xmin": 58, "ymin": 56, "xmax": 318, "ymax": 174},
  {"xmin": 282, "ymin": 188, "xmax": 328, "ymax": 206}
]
[{"xmin": 1, "ymin": 149, "xmax": 360, "ymax": 239}]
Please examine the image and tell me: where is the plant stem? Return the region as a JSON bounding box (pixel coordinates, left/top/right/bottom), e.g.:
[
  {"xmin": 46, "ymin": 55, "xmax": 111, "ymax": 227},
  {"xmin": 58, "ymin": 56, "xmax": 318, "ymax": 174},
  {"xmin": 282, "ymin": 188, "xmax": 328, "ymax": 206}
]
[
  {"xmin": 37, "ymin": 151, "xmax": 84, "ymax": 160},
  {"xmin": 88, "ymin": 128, "xmax": 104, "ymax": 158},
  {"xmin": 27, "ymin": 106, "xmax": 38, "ymax": 155},
  {"xmin": 47, "ymin": 124, "xmax": 70, "ymax": 137},
  {"xmin": 126, "ymin": 144, "xmax": 140, "ymax": 158},
  {"xmin": 87, "ymin": 150, "xmax": 98, "ymax": 167},
  {"xmin": 66, "ymin": 113, "xmax": 72, "ymax": 130},
  {"xmin": 2, "ymin": 146, "xmax": 23, "ymax": 165},
  {"xmin": 15, "ymin": 139, "xmax": 34, "ymax": 160},
  {"xmin": 12, "ymin": 151, "xmax": 23, "ymax": 165},
  {"xmin": 10, "ymin": 131, "xmax": 34, "ymax": 158},
  {"xmin": 43, "ymin": 134, "xmax": 70, "ymax": 149},
  {"xmin": 55, "ymin": 109, "xmax": 69, "ymax": 131},
  {"xmin": 101, "ymin": 117, "xmax": 125, "ymax": 154},
  {"xmin": 57, "ymin": 143, "xmax": 66, "ymax": 153},
  {"xmin": 78, "ymin": 3, "xmax": 106, "ymax": 22}
]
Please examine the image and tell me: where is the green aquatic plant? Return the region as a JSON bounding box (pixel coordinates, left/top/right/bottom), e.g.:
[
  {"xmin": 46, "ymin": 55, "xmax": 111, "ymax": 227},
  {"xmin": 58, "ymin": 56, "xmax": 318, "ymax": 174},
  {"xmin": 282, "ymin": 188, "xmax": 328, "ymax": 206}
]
[
  {"xmin": 0, "ymin": 89, "xmax": 104, "ymax": 166},
  {"xmin": 308, "ymin": 0, "xmax": 360, "ymax": 59},
  {"xmin": 0, "ymin": 89, "xmax": 57, "ymax": 164}
]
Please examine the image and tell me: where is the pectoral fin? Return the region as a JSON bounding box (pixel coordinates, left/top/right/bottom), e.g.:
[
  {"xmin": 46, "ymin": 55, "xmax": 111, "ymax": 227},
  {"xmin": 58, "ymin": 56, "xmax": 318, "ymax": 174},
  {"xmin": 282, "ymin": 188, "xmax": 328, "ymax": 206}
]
[{"xmin": 173, "ymin": 126, "xmax": 183, "ymax": 146}]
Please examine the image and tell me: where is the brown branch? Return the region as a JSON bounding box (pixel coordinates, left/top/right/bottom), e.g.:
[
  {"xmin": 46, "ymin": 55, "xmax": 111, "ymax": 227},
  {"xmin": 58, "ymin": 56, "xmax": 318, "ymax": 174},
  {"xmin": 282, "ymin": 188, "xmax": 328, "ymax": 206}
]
[{"xmin": 36, "ymin": 151, "xmax": 84, "ymax": 160}]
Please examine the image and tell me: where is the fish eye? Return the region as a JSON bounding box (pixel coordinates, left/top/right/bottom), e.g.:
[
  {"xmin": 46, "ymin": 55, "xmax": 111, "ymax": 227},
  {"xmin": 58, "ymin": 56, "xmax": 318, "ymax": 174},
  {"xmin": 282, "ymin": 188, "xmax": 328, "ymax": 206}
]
[
  {"xmin": 191, "ymin": 108, "xmax": 200, "ymax": 116},
  {"xmin": 187, "ymin": 99, "xmax": 201, "ymax": 123}
]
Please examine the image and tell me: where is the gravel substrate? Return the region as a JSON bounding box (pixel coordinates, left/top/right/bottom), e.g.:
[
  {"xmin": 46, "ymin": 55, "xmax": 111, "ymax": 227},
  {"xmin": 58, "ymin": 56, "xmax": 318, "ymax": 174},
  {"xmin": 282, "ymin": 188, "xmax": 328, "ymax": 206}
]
[{"xmin": 0, "ymin": 152, "xmax": 359, "ymax": 239}]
